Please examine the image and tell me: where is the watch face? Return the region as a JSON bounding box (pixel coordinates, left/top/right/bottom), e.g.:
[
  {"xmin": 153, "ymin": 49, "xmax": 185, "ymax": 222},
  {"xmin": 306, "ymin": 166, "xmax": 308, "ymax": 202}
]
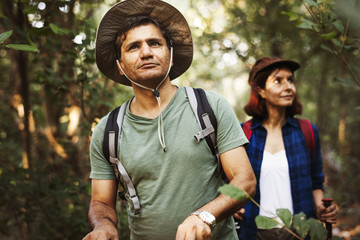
[{"xmin": 199, "ymin": 211, "xmax": 216, "ymax": 225}]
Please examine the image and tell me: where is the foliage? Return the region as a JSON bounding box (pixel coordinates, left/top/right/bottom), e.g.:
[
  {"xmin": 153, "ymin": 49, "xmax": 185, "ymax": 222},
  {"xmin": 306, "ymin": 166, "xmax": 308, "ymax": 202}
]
[
  {"xmin": 0, "ymin": 161, "xmax": 90, "ymax": 240},
  {"xmin": 0, "ymin": 30, "xmax": 39, "ymax": 52},
  {"xmin": 219, "ymin": 184, "xmax": 328, "ymax": 240},
  {"xmin": 282, "ymin": 0, "xmax": 360, "ymax": 88}
]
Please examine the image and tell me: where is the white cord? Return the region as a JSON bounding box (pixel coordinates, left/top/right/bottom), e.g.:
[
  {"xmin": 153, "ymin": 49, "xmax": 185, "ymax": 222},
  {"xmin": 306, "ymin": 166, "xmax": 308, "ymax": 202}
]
[{"xmin": 115, "ymin": 47, "xmax": 173, "ymax": 152}]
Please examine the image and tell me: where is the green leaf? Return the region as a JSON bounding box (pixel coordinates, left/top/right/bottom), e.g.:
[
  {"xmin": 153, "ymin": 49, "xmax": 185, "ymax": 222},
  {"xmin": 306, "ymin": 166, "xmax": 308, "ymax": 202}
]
[
  {"xmin": 49, "ymin": 23, "xmax": 70, "ymax": 35},
  {"xmin": 307, "ymin": 218, "xmax": 327, "ymax": 240},
  {"xmin": 293, "ymin": 212, "xmax": 310, "ymax": 238},
  {"xmin": 6, "ymin": 44, "xmax": 39, "ymax": 52},
  {"xmin": 281, "ymin": 11, "xmax": 299, "ymax": 21},
  {"xmin": 276, "ymin": 209, "xmax": 292, "ymax": 228},
  {"xmin": 332, "ymin": 20, "xmax": 345, "ymax": 35},
  {"xmin": 218, "ymin": 184, "xmax": 249, "ymax": 201},
  {"xmin": 0, "ymin": 30, "xmax": 13, "ymax": 44},
  {"xmin": 296, "ymin": 17, "xmax": 317, "ymax": 30},
  {"xmin": 255, "ymin": 216, "xmax": 279, "ymax": 230},
  {"xmin": 333, "ymin": 77, "xmax": 358, "ymax": 87},
  {"xmin": 304, "ymin": 0, "xmax": 319, "ymax": 9},
  {"xmin": 320, "ymin": 44, "xmax": 334, "ymax": 53},
  {"xmin": 332, "ymin": 38, "xmax": 342, "ymax": 48},
  {"xmin": 320, "ymin": 31, "xmax": 337, "ymax": 40},
  {"xmin": 342, "ymin": 45, "xmax": 358, "ymax": 52}
]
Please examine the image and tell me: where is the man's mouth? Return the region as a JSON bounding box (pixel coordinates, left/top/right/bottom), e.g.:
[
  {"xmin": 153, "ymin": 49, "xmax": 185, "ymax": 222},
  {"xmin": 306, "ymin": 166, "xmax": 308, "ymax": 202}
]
[{"xmin": 139, "ymin": 62, "xmax": 158, "ymax": 68}]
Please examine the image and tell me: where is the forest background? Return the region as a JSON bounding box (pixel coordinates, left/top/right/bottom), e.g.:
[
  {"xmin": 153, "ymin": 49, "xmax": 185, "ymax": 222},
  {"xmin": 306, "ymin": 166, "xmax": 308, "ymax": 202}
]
[{"xmin": 0, "ymin": 0, "xmax": 359, "ymax": 239}]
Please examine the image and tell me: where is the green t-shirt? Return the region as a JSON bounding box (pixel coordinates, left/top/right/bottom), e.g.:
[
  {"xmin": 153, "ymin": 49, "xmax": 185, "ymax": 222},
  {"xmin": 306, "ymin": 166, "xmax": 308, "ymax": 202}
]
[{"xmin": 90, "ymin": 87, "xmax": 248, "ymax": 240}]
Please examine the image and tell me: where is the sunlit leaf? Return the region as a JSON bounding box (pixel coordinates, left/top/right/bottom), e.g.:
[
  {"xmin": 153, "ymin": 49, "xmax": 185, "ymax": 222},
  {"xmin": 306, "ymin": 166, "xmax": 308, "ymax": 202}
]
[
  {"xmin": 332, "ymin": 20, "xmax": 345, "ymax": 35},
  {"xmin": 320, "ymin": 31, "xmax": 337, "ymax": 40},
  {"xmin": 276, "ymin": 209, "xmax": 292, "ymax": 228},
  {"xmin": 281, "ymin": 11, "xmax": 299, "ymax": 21},
  {"xmin": 5, "ymin": 44, "xmax": 39, "ymax": 52},
  {"xmin": 0, "ymin": 30, "xmax": 13, "ymax": 44},
  {"xmin": 255, "ymin": 216, "xmax": 279, "ymax": 230},
  {"xmin": 304, "ymin": 0, "xmax": 319, "ymax": 9},
  {"xmin": 293, "ymin": 212, "xmax": 310, "ymax": 238},
  {"xmin": 218, "ymin": 184, "xmax": 249, "ymax": 201},
  {"xmin": 333, "ymin": 77, "xmax": 358, "ymax": 87},
  {"xmin": 307, "ymin": 218, "xmax": 327, "ymax": 240},
  {"xmin": 297, "ymin": 17, "xmax": 317, "ymax": 30}
]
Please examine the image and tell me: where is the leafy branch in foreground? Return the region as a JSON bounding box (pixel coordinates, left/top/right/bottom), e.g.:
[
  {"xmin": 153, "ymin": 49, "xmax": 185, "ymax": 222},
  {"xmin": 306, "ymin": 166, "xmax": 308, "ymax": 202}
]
[
  {"xmin": 281, "ymin": 0, "xmax": 360, "ymax": 88},
  {"xmin": 219, "ymin": 184, "xmax": 327, "ymax": 240},
  {"xmin": 0, "ymin": 30, "xmax": 39, "ymax": 52}
]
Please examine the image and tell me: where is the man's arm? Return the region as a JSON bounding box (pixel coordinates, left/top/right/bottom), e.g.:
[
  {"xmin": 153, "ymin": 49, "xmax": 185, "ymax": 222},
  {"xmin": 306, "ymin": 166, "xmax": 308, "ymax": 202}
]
[
  {"xmin": 176, "ymin": 146, "xmax": 256, "ymax": 240},
  {"xmin": 83, "ymin": 179, "xmax": 119, "ymax": 240}
]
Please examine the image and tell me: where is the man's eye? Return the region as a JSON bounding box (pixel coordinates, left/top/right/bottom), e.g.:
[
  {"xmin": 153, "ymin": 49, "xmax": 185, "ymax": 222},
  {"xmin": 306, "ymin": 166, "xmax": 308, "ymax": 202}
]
[
  {"xmin": 150, "ymin": 42, "xmax": 160, "ymax": 46},
  {"xmin": 288, "ymin": 77, "xmax": 294, "ymax": 83},
  {"xmin": 129, "ymin": 45, "xmax": 138, "ymax": 50}
]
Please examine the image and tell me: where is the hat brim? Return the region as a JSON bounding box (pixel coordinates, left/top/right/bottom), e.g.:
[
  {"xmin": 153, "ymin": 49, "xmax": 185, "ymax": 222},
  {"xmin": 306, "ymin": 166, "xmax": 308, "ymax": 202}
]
[
  {"xmin": 95, "ymin": 0, "xmax": 193, "ymax": 86},
  {"xmin": 259, "ymin": 59, "xmax": 300, "ymax": 74}
]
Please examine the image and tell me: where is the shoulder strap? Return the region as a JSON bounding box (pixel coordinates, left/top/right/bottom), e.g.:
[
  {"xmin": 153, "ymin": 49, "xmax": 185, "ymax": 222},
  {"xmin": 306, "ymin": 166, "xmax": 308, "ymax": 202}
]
[
  {"xmin": 242, "ymin": 119, "xmax": 253, "ymax": 140},
  {"xmin": 184, "ymin": 87, "xmax": 219, "ymax": 165},
  {"xmin": 103, "ymin": 101, "xmax": 141, "ymax": 215},
  {"xmin": 297, "ymin": 118, "xmax": 315, "ymax": 162}
]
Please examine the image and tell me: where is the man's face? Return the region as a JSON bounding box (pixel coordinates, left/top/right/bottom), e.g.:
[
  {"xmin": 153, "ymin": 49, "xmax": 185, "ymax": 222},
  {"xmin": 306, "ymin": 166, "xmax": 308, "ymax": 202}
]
[{"xmin": 118, "ymin": 23, "xmax": 172, "ymax": 87}]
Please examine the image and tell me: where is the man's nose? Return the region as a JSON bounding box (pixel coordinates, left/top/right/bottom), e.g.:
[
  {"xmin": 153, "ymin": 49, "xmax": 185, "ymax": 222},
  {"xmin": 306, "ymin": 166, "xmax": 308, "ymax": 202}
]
[{"xmin": 140, "ymin": 44, "xmax": 153, "ymax": 59}]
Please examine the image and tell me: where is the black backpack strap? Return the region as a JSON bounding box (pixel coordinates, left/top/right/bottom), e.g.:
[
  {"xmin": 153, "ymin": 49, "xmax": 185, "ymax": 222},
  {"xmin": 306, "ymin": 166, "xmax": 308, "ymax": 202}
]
[
  {"xmin": 102, "ymin": 101, "xmax": 141, "ymax": 215},
  {"xmin": 184, "ymin": 87, "xmax": 219, "ymax": 166}
]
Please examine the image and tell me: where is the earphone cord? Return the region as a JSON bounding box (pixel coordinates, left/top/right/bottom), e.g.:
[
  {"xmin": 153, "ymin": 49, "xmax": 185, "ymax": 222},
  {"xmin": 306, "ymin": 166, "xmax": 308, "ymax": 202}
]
[{"xmin": 115, "ymin": 47, "xmax": 173, "ymax": 152}]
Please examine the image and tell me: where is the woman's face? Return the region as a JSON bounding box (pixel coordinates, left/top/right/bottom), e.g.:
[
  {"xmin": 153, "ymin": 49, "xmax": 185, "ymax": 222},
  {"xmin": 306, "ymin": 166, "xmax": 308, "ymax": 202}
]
[{"xmin": 258, "ymin": 67, "xmax": 296, "ymax": 108}]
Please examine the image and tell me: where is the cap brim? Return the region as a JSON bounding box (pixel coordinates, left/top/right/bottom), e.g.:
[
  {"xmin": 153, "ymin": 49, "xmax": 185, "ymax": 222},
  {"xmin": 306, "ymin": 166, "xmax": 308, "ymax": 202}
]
[
  {"xmin": 95, "ymin": 0, "xmax": 193, "ymax": 86},
  {"xmin": 261, "ymin": 59, "xmax": 300, "ymax": 73}
]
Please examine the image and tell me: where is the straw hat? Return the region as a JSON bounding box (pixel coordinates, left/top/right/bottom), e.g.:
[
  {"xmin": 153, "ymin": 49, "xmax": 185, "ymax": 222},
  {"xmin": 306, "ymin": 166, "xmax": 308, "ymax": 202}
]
[{"xmin": 95, "ymin": 0, "xmax": 193, "ymax": 86}]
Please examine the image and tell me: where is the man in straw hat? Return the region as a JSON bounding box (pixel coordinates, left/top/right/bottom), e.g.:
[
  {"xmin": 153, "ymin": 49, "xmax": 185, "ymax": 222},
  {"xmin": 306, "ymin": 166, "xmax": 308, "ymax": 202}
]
[{"xmin": 84, "ymin": 0, "xmax": 256, "ymax": 239}]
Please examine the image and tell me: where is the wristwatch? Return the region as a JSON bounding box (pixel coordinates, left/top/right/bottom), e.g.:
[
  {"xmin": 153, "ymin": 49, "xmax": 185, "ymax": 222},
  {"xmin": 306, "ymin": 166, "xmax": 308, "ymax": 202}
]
[{"xmin": 191, "ymin": 211, "xmax": 216, "ymax": 230}]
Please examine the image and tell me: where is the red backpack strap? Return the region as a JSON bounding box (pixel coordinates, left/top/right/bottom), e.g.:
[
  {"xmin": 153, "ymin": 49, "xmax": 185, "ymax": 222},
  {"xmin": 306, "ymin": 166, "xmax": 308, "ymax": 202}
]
[
  {"xmin": 297, "ymin": 118, "xmax": 315, "ymax": 161},
  {"xmin": 242, "ymin": 119, "xmax": 253, "ymax": 140}
]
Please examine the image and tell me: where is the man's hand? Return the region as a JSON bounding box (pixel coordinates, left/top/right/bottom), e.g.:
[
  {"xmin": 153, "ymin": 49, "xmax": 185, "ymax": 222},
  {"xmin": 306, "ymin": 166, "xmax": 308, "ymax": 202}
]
[
  {"xmin": 82, "ymin": 219, "xmax": 119, "ymax": 240},
  {"xmin": 233, "ymin": 208, "xmax": 245, "ymax": 221},
  {"xmin": 315, "ymin": 202, "xmax": 338, "ymax": 224},
  {"xmin": 175, "ymin": 215, "xmax": 212, "ymax": 240}
]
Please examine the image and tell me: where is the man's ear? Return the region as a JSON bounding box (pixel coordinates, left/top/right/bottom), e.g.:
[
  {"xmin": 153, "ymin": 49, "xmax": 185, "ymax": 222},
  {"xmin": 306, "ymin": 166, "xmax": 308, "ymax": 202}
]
[
  {"xmin": 257, "ymin": 87, "xmax": 266, "ymax": 99},
  {"xmin": 116, "ymin": 59, "xmax": 124, "ymax": 76}
]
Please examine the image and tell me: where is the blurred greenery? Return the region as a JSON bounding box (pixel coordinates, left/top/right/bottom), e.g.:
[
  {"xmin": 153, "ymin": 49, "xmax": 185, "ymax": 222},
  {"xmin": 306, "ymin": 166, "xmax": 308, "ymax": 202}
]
[{"xmin": 0, "ymin": 0, "xmax": 359, "ymax": 239}]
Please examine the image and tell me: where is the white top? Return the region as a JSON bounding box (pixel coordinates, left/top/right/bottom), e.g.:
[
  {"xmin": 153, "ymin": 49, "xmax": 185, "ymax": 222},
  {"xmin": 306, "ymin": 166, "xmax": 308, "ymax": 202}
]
[{"xmin": 259, "ymin": 150, "xmax": 293, "ymax": 220}]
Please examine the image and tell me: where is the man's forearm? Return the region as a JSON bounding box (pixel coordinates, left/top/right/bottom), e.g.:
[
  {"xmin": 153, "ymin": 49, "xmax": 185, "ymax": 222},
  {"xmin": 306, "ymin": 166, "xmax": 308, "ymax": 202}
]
[
  {"xmin": 88, "ymin": 200, "xmax": 118, "ymax": 229},
  {"xmin": 197, "ymin": 175, "xmax": 256, "ymax": 222}
]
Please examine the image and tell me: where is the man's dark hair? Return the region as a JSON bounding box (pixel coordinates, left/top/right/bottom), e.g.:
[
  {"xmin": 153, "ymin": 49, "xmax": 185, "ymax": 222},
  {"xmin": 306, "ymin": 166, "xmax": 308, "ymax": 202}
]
[{"xmin": 115, "ymin": 16, "xmax": 172, "ymax": 60}]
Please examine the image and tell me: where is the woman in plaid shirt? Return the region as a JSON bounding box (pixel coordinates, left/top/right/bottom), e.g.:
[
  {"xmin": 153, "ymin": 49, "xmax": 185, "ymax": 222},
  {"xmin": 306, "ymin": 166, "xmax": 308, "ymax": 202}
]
[{"xmin": 237, "ymin": 57, "xmax": 338, "ymax": 240}]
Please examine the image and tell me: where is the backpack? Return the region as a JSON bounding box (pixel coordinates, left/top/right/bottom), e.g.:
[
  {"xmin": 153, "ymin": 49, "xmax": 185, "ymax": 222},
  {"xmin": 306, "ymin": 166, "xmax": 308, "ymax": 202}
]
[
  {"xmin": 102, "ymin": 87, "xmax": 219, "ymax": 215},
  {"xmin": 241, "ymin": 118, "xmax": 315, "ymax": 161}
]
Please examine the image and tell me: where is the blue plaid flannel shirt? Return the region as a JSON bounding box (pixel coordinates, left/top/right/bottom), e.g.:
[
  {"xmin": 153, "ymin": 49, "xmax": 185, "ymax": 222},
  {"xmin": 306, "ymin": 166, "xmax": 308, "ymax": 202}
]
[{"xmin": 238, "ymin": 117, "xmax": 324, "ymax": 240}]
